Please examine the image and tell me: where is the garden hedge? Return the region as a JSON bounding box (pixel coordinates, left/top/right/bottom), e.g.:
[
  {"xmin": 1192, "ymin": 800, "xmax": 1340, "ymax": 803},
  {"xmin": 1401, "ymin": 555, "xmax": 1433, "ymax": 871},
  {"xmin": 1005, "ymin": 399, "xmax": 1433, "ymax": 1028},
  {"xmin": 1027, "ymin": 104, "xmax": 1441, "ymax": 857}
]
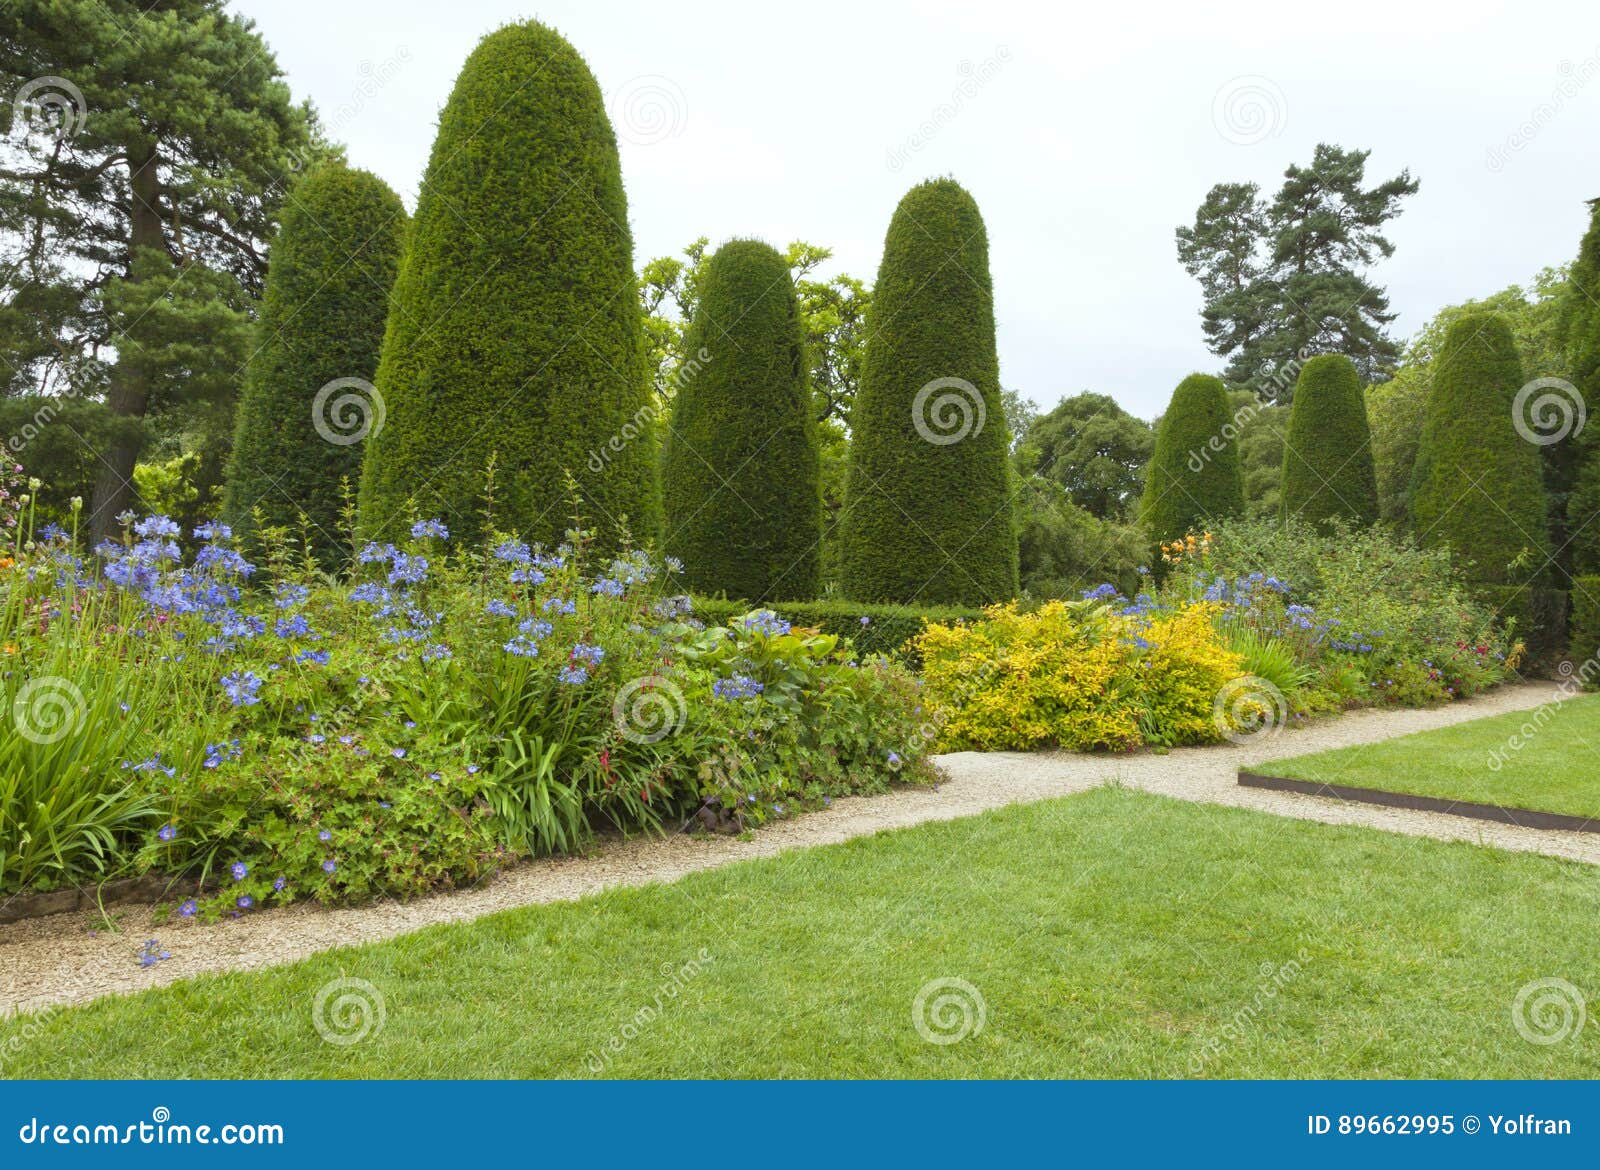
[
  {"xmin": 357, "ymin": 21, "xmax": 658, "ymax": 549},
  {"xmin": 1473, "ymin": 584, "xmax": 1569, "ymax": 666},
  {"xmin": 1565, "ymin": 201, "xmax": 1600, "ymax": 575},
  {"xmin": 1141, "ymin": 373, "xmax": 1244, "ymax": 547},
  {"xmin": 1411, "ymin": 313, "xmax": 1548, "ymax": 584},
  {"xmin": 663, "ymin": 239, "xmax": 821, "ymax": 600},
  {"xmin": 1280, "ymin": 354, "xmax": 1378, "ymax": 529},
  {"xmin": 839, "ymin": 179, "xmax": 1017, "ymax": 606},
  {"xmin": 1569, "ymin": 576, "xmax": 1600, "ymax": 685},
  {"xmin": 223, "ymin": 163, "xmax": 406, "ymax": 564},
  {"xmin": 691, "ymin": 596, "xmax": 983, "ymax": 661}
]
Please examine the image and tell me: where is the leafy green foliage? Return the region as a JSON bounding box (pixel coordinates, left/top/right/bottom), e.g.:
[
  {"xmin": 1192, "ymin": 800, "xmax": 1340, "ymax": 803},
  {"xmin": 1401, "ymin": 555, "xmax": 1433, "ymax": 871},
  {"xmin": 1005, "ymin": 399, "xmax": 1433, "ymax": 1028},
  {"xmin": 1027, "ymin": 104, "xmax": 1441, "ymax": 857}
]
[
  {"xmin": 841, "ymin": 179, "xmax": 1017, "ymax": 605},
  {"xmin": 1411, "ymin": 313, "xmax": 1549, "ymax": 584},
  {"xmin": 663, "ymin": 240, "xmax": 821, "ymax": 600},
  {"xmin": 689, "ymin": 595, "xmax": 984, "ymax": 661},
  {"xmin": 1280, "ymin": 355, "xmax": 1378, "ymax": 528},
  {"xmin": 0, "ymin": 0, "xmax": 321, "ymax": 541},
  {"xmin": 224, "ymin": 163, "xmax": 406, "ymax": 565},
  {"xmin": 1176, "ymin": 145, "xmax": 1418, "ymax": 400},
  {"xmin": 357, "ymin": 21, "xmax": 657, "ymax": 550},
  {"xmin": 1013, "ymin": 475, "xmax": 1147, "ymax": 599},
  {"xmin": 1140, "ymin": 374, "xmax": 1244, "ymax": 548},
  {"xmin": 1570, "ymin": 575, "xmax": 1600, "ymax": 685},
  {"xmin": 1015, "ymin": 391, "xmax": 1153, "ymax": 520},
  {"xmin": 1562, "ymin": 202, "xmax": 1600, "ymax": 575}
]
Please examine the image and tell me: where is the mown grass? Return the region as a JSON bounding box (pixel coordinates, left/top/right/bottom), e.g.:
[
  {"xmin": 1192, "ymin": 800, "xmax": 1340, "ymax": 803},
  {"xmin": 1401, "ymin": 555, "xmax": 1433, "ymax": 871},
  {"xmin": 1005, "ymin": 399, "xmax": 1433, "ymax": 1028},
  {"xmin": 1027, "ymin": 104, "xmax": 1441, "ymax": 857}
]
[
  {"xmin": 4, "ymin": 786, "xmax": 1596, "ymax": 1078},
  {"xmin": 1258, "ymin": 693, "xmax": 1600, "ymax": 822}
]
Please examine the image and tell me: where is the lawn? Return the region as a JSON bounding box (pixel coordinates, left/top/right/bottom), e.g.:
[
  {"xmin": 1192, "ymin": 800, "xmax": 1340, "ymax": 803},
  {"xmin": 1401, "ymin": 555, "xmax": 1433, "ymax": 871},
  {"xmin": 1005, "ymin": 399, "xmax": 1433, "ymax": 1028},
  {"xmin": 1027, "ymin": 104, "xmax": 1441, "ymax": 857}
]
[
  {"xmin": 4, "ymin": 786, "xmax": 1596, "ymax": 1079},
  {"xmin": 1252, "ymin": 693, "xmax": 1600, "ymax": 823}
]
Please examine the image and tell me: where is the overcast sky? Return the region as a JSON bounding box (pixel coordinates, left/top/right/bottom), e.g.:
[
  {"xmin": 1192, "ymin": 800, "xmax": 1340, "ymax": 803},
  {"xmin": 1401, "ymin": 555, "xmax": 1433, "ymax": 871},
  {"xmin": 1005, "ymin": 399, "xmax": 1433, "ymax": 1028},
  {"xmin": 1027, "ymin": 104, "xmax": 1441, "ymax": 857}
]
[{"xmin": 243, "ymin": 0, "xmax": 1599, "ymax": 420}]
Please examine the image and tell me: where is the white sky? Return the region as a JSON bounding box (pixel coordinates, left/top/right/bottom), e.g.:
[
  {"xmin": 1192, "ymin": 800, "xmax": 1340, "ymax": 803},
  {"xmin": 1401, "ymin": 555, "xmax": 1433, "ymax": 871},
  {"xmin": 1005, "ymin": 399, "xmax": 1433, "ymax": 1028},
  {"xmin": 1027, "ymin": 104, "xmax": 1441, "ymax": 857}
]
[{"xmin": 244, "ymin": 0, "xmax": 1600, "ymax": 419}]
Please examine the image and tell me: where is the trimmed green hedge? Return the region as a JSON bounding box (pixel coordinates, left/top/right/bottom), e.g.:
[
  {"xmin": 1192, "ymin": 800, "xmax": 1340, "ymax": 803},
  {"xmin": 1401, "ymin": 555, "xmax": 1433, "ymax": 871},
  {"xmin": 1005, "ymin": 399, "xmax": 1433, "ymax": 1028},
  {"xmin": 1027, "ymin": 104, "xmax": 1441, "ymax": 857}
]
[
  {"xmin": 840, "ymin": 178, "xmax": 1017, "ymax": 606},
  {"xmin": 1569, "ymin": 577, "xmax": 1600, "ymax": 685},
  {"xmin": 224, "ymin": 162, "xmax": 406, "ymax": 565},
  {"xmin": 1565, "ymin": 202, "xmax": 1600, "ymax": 576},
  {"xmin": 1280, "ymin": 354, "xmax": 1378, "ymax": 528},
  {"xmin": 1141, "ymin": 373, "xmax": 1244, "ymax": 547},
  {"xmin": 663, "ymin": 239, "xmax": 821, "ymax": 600},
  {"xmin": 691, "ymin": 596, "xmax": 983, "ymax": 660},
  {"xmin": 1474, "ymin": 584, "xmax": 1569, "ymax": 664},
  {"xmin": 357, "ymin": 21, "xmax": 658, "ymax": 549},
  {"xmin": 1411, "ymin": 313, "xmax": 1548, "ymax": 584}
]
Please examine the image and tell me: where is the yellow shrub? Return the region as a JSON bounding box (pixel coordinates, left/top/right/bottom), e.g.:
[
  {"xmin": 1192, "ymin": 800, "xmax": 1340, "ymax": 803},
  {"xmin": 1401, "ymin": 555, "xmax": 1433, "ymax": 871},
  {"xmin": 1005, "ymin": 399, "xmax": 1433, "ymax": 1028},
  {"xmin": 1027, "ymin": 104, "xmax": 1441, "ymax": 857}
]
[{"xmin": 913, "ymin": 600, "xmax": 1244, "ymax": 752}]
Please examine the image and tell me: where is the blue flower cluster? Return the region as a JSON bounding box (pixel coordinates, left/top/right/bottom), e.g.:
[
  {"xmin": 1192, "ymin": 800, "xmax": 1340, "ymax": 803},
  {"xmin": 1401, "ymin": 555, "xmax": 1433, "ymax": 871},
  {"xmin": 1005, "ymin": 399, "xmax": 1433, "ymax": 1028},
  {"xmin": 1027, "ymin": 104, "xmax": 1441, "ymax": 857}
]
[{"xmin": 713, "ymin": 673, "xmax": 765, "ymax": 701}]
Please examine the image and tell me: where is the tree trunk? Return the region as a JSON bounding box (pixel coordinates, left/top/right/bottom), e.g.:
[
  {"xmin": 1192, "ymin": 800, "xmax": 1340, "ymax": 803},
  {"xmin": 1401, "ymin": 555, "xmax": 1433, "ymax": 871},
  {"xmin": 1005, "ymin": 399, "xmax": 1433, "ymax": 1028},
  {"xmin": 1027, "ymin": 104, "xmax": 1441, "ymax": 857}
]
[{"xmin": 87, "ymin": 146, "xmax": 164, "ymax": 546}]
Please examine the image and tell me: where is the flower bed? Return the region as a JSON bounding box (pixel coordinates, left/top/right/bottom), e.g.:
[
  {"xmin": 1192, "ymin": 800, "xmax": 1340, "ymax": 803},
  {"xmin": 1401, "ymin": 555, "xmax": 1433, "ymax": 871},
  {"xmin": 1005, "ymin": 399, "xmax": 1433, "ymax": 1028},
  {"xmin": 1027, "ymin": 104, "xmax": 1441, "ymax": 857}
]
[{"xmin": 0, "ymin": 480, "xmax": 933, "ymax": 911}]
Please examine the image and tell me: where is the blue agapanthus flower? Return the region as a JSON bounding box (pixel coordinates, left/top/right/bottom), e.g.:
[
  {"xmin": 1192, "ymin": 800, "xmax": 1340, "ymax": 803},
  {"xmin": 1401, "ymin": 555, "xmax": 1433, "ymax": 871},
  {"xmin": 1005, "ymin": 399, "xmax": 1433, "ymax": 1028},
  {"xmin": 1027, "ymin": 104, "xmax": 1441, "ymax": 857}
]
[
  {"xmin": 485, "ymin": 598, "xmax": 516, "ymax": 617},
  {"xmin": 559, "ymin": 665, "xmax": 589, "ymax": 685},
  {"xmin": 713, "ymin": 674, "xmax": 764, "ymax": 700},
  {"xmin": 220, "ymin": 670, "xmax": 262, "ymax": 707},
  {"xmin": 410, "ymin": 519, "xmax": 450, "ymax": 540}
]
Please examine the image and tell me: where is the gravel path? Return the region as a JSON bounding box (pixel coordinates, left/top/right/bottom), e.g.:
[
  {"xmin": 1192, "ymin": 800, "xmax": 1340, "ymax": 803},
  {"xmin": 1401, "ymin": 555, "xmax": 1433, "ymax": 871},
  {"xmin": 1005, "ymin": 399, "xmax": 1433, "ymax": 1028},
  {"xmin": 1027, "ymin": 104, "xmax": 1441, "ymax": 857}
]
[{"xmin": 3, "ymin": 680, "xmax": 1592, "ymax": 1018}]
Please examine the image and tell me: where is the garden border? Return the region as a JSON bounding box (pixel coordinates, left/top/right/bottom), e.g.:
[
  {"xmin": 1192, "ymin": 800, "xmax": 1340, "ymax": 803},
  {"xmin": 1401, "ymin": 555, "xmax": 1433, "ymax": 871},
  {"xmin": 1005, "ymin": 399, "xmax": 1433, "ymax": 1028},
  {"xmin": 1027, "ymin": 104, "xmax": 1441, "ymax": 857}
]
[
  {"xmin": 0, "ymin": 875, "xmax": 206, "ymax": 925},
  {"xmin": 1236, "ymin": 771, "xmax": 1600, "ymax": 834}
]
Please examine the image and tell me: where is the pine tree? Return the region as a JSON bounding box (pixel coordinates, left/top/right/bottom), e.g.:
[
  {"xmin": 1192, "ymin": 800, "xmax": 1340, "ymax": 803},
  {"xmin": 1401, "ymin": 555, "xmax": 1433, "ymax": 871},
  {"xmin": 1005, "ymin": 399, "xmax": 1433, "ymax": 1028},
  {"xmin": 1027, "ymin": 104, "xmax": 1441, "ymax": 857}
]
[
  {"xmin": 357, "ymin": 21, "xmax": 657, "ymax": 548},
  {"xmin": 1412, "ymin": 313, "xmax": 1548, "ymax": 583},
  {"xmin": 0, "ymin": 0, "xmax": 318, "ymax": 543},
  {"xmin": 1280, "ymin": 354, "xmax": 1378, "ymax": 527},
  {"xmin": 223, "ymin": 163, "xmax": 405, "ymax": 563},
  {"xmin": 1141, "ymin": 374, "xmax": 1245, "ymax": 547},
  {"xmin": 840, "ymin": 179, "xmax": 1016, "ymax": 605},
  {"xmin": 663, "ymin": 239, "xmax": 821, "ymax": 600}
]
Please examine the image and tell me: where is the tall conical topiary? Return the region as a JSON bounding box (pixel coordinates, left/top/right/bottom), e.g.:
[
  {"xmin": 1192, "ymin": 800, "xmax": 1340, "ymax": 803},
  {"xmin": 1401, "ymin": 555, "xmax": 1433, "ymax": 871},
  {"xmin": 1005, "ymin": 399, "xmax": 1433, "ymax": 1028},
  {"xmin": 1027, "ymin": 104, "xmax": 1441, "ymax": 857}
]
[
  {"xmin": 663, "ymin": 240, "xmax": 821, "ymax": 600},
  {"xmin": 840, "ymin": 179, "xmax": 1016, "ymax": 605},
  {"xmin": 223, "ymin": 162, "xmax": 406, "ymax": 563},
  {"xmin": 358, "ymin": 21, "xmax": 658, "ymax": 547},
  {"xmin": 1411, "ymin": 313, "xmax": 1548, "ymax": 583},
  {"xmin": 1563, "ymin": 200, "xmax": 1600, "ymax": 575},
  {"xmin": 1279, "ymin": 354, "xmax": 1379, "ymax": 528},
  {"xmin": 1141, "ymin": 373, "xmax": 1244, "ymax": 547}
]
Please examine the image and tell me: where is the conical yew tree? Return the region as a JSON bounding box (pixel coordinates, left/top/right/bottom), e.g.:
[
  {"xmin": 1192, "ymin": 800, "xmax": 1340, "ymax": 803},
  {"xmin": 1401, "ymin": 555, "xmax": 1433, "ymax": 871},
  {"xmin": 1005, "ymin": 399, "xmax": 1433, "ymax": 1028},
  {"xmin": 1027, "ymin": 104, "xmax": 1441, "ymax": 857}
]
[
  {"xmin": 1141, "ymin": 373, "xmax": 1244, "ymax": 548},
  {"xmin": 358, "ymin": 21, "xmax": 658, "ymax": 547},
  {"xmin": 1280, "ymin": 354, "xmax": 1379, "ymax": 528},
  {"xmin": 223, "ymin": 162, "xmax": 406, "ymax": 564},
  {"xmin": 840, "ymin": 179, "xmax": 1016, "ymax": 605}
]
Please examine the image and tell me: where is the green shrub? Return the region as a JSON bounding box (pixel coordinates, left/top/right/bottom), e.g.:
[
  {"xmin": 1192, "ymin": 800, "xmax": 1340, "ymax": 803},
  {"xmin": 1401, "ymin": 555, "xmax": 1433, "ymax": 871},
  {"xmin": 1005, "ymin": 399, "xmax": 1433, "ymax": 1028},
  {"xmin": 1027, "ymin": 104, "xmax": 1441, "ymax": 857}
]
[
  {"xmin": 663, "ymin": 239, "xmax": 821, "ymax": 600},
  {"xmin": 223, "ymin": 163, "xmax": 406, "ymax": 565},
  {"xmin": 1472, "ymin": 585, "xmax": 1568, "ymax": 664},
  {"xmin": 1564, "ymin": 202, "xmax": 1600, "ymax": 575},
  {"xmin": 1570, "ymin": 576, "xmax": 1600, "ymax": 685},
  {"xmin": 1141, "ymin": 374, "xmax": 1245, "ymax": 548},
  {"xmin": 1280, "ymin": 354, "xmax": 1378, "ymax": 528},
  {"xmin": 691, "ymin": 595, "xmax": 981, "ymax": 661},
  {"xmin": 840, "ymin": 179, "xmax": 1017, "ymax": 605},
  {"xmin": 1013, "ymin": 475, "xmax": 1148, "ymax": 600},
  {"xmin": 357, "ymin": 21, "xmax": 658, "ymax": 549},
  {"xmin": 1411, "ymin": 313, "xmax": 1548, "ymax": 583}
]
